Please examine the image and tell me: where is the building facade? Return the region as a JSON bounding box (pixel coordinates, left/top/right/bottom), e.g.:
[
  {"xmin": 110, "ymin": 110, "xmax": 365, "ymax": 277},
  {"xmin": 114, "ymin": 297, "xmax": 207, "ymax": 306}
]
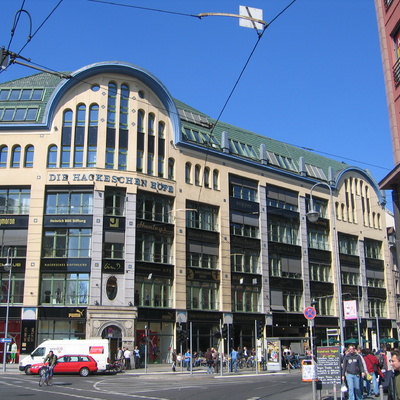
[
  {"xmin": 0, "ymin": 61, "xmax": 395, "ymax": 365},
  {"xmin": 375, "ymin": 0, "xmax": 400, "ymax": 328}
]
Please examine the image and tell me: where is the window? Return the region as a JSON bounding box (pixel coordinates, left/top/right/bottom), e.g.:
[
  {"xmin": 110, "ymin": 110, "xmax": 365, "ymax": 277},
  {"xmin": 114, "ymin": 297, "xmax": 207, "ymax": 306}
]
[
  {"xmin": 0, "ymin": 88, "xmax": 43, "ymax": 101},
  {"xmin": 365, "ymin": 239, "xmax": 382, "ymax": 259},
  {"xmin": 185, "ymin": 162, "xmax": 192, "ymax": 184},
  {"xmin": 106, "ymin": 83, "xmax": 117, "ymax": 169},
  {"xmin": 137, "ymin": 109, "xmax": 145, "ymax": 133},
  {"xmin": 0, "ymin": 187, "xmax": 30, "ymax": 214},
  {"xmin": 267, "ymin": 186, "xmax": 298, "ymax": 212},
  {"xmin": 135, "ymin": 275, "xmax": 172, "ymax": 307},
  {"xmin": 310, "ymin": 263, "xmax": 331, "ymax": 282},
  {"xmin": 42, "ymin": 228, "xmax": 91, "ymax": 258},
  {"xmin": 283, "ymin": 290, "xmax": 302, "ymax": 312},
  {"xmin": 40, "ymin": 273, "xmax": 89, "ymax": 305},
  {"xmin": 136, "ymin": 233, "xmax": 172, "ymax": 264},
  {"xmin": 24, "ymin": 145, "xmax": 34, "ymax": 167},
  {"xmin": 204, "ymin": 167, "xmax": 210, "ymax": 188},
  {"xmin": 268, "ymin": 216, "xmax": 299, "ymax": 245},
  {"xmin": 11, "ymin": 145, "xmax": 21, "ymax": 168},
  {"xmin": 61, "ymin": 110, "xmax": 72, "ymax": 167},
  {"xmin": 230, "ymin": 210, "xmax": 259, "ymax": 238},
  {"xmin": 187, "ymin": 281, "xmax": 218, "ymax": 310},
  {"xmin": 0, "ymin": 107, "xmax": 39, "ymax": 121},
  {"xmin": 232, "ymin": 285, "xmax": 259, "ymax": 312},
  {"xmin": 230, "ymin": 176, "xmax": 258, "ymax": 202},
  {"xmin": 74, "ymin": 104, "xmax": 86, "ymax": 167},
  {"xmin": 213, "ymin": 170, "xmax": 219, "ymax": 190},
  {"xmin": 136, "ymin": 192, "xmax": 173, "ymax": 223},
  {"xmin": 0, "ymin": 272, "xmax": 24, "ymax": 304},
  {"xmin": 106, "ymin": 276, "xmax": 117, "ymax": 300},
  {"xmin": 339, "ymin": 234, "xmax": 358, "ymax": 256},
  {"xmin": 311, "ymin": 292, "xmax": 334, "ymax": 316},
  {"xmin": 0, "ymin": 146, "xmax": 7, "ymax": 168},
  {"xmin": 341, "ymin": 271, "xmax": 359, "ymax": 285},
  {"xmin": 167, "ymin": 158, "xmax": 174, "ymax": 180},
  {"xmin": 38, "ymin": 319, "xmax": 85, "ymax": 342},
  {"xmin": 368, "ymin": 298, "xmax": 386, "ymax": 318},
  {"xmin": 47, "ymin": 145, "xmax": 58, "ymax": 168},
  {"xmin": 118, "ymin": 85, "xmax": 129, "ymax": 171},
  {"xmin": 186, "ymin": 202, "xmax": 218, "ymax": 231},
  {"xmin": 104, "ymin": 188, "xmax": 125, "ymax": 216},
  {"xmin": 308, "ymin": 226, "xmax": 330, "ymax": 250},
  {"xmin": 87, "ymin": 104, "xmax": 98, "ymax": 167},
  {"xmin": 231, "ymin": 249, "xmax": 259, "ymax": 274},
  {"xmin": 269, "ymin": 253, "xmax": 301, "ymax": 279},
  {"xmin": 45, "ymin": 190, "xmax": 93, "ymax": 214},
  {"xmin": 195, "ymin": 165, "xmax": 201, "ymax": 186},
  {"xmin": 187, "ymin": 240, "xmax": 219, "ymax": 269}
]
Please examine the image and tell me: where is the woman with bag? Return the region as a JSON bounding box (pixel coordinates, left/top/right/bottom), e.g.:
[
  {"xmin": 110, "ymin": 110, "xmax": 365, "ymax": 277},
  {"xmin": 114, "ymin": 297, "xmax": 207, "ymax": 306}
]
[{"xmin": 362, "ymin": 348, "xmax": 382, "ymax": 397}]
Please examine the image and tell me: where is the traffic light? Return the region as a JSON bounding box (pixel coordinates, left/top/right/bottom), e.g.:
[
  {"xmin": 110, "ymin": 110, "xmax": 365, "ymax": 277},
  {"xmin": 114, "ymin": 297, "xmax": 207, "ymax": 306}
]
[
  {"xmin": 177, "ymin": 329, "xmax": 186, "ymax": 343},
  {"xmin": 221, "ymin": 325, "xmax": 228, "ymax": 338},
  {"xmin": 214, "ymin": 330, "xmax": 222, "ymax": 339},
  {"xmin": 256, "ymin": 320, "xmax": 263, "ymax": 339}
]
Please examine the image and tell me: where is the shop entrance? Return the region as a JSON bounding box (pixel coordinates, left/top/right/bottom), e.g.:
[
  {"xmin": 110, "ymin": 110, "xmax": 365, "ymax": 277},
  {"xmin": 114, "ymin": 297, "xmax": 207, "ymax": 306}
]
[{"xmin": 102, "ymin": 325, "xmax": 122, "ymax": 362}]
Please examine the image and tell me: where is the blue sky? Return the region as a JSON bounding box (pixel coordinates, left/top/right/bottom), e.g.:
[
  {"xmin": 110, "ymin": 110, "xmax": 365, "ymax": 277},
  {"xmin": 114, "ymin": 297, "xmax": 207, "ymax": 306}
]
[{"xmin": 0, "ymin": 0, "xmax": 393, "ymax": 206}]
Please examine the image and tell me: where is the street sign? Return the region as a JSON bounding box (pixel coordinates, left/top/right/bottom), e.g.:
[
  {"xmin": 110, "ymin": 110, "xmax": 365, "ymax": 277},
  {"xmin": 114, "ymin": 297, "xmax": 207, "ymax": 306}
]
[
  {"xmin": 0, "ymin": 338, "xmax": 12, "ymax": 343},
  {"xmin": 304, "ymin": 306, "xmax": 317, "ymax": 320}
]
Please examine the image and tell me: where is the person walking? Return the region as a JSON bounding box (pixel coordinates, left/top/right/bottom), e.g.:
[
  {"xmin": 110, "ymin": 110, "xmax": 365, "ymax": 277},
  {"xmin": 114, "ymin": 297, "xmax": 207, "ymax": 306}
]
[
  {"xmin": 205, "ymin": 348, "xmax": 213, "ymax": 374},
  {"xmin": 184, "ymin": 349, "xmax": 191, "ymax": 371},
  {"xmin": 230, "ymin": 347, "xmax": 238, "ymax": 373},
  {"xmin": 133, "ymin": 346, "xmax": 140, "ymax": 369},
  {"xmin": 124, "ymin": 347, "xmax": 132, "ymax": 370},
  {"xmin": 342, "ymin": 345, "xmax": 366, "ymax": 400},
  {"xmin": 171, "ymin": 349, "xmax": 177, "ymax": 372},
  {"xmin": 382, "ymin": 350, "xmax": 400, "ymax": 400},
  {"xmin": 362, "ymin": 348, "xmax": 381, "ymax": 397}
]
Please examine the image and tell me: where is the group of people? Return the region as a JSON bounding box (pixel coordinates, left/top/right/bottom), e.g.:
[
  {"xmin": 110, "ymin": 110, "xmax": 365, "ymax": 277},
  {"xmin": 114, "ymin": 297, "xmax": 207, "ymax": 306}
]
[
  {"xmin": 116, "ymin": 346, "xmax": 141, "ymax": 369},
  {"xmin": 342, "ymin": 344, "xmax": 400, "ymax": 400}
]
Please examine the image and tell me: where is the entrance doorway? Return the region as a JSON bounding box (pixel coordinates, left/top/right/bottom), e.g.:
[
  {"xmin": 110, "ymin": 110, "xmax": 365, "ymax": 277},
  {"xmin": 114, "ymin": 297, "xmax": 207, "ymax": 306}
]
[{"xmin": 102, "ymin": 325, "xmax": 122, "ymax": 362}]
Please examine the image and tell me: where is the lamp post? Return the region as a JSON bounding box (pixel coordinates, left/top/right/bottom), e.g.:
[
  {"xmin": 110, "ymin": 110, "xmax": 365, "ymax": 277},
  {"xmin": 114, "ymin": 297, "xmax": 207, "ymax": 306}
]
[
  {"xmin": 2, "ymin": 247, "xmax": 12, "ymax": 373},
  {"xmin": 306, "ymin": 182, "xmax": 345, "ymax": 351}
]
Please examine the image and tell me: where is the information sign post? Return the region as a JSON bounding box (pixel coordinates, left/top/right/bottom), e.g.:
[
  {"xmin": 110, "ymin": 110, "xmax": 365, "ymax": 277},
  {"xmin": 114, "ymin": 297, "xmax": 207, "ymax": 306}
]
[{"xmin": 304, "ymin": 307, "xmax": 317, "ymax": 400}]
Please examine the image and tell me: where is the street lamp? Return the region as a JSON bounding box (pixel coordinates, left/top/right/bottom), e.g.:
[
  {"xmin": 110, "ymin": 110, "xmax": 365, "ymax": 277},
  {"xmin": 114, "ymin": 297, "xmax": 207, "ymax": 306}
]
[
  {"xmin": 2, "ymin": 247, "xmax": 12, "ymax": 373},
  {"xmin": 306, "ymin": 182, "xmax": 345, "ymax": 351}
]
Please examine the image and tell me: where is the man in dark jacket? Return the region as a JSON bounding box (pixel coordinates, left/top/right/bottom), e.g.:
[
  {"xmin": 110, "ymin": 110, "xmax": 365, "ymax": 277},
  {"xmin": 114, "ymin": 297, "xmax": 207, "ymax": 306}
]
[
  {"xmin": 383, "ymin": 350, "xmax": 400, "ymax": 400},
  {"xmin": 342, "ymin": 345, "xmax": 365, "ymax": 400},
  {"xmin": 43, "ymin": 350, "xmax": 57, "ymax": 377}
]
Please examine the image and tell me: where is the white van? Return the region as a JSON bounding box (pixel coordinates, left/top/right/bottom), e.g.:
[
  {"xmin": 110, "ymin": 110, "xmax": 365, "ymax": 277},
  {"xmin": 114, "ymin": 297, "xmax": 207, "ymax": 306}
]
[{"xmin": 19, "ymin": 339, "xmax": 109, "ymax": 374}]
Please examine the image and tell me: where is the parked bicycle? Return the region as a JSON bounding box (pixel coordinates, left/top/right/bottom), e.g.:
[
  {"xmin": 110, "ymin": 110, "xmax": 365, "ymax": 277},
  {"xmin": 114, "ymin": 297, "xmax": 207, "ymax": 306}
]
[{"xmin": 38, "ymin": 365, "xmax": 53, "ymax": 386}]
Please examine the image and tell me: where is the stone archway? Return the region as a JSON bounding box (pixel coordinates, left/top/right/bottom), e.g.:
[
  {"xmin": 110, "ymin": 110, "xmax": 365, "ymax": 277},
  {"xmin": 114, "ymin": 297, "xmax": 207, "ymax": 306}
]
[{"xmin": 102, "ymin": 325, "xmax": 123, "ymax": 362}]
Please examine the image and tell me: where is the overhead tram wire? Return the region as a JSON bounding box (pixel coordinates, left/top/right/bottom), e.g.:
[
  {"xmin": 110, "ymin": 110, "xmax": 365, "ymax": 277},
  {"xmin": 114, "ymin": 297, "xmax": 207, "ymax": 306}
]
[{"xmin": 195, "ymin": 0, "xmax": 298, "ymax": 206}]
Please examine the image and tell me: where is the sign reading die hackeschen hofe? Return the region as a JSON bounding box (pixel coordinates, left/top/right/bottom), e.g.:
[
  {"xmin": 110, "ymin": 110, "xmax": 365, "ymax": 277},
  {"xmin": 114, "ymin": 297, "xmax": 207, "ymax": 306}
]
[{"xmin": 316, "ymin": 346, "xmax": 341, "ymax": 385}]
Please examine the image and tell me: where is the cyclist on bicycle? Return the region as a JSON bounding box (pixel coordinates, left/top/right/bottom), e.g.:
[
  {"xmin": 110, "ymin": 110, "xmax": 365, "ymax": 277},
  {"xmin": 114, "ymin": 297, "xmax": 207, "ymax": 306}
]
[{"xmin": 43, "ymin": 350, "xmax": 57, "ymax": 377}]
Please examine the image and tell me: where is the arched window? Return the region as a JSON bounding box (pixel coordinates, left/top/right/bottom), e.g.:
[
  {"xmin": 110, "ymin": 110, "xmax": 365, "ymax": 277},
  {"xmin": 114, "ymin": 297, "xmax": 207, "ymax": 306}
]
[
  {"xmin": 11, "ymin": 145, "xmax": 21, "ymax": 168},
  {"xmin": 47, "ymin": 145, "xmax": 58, "ymax": 168},
  {"xmin": 158, "ymin": 121, "xmax": 165, "ymax": 138},
  {"xmin": 87, "ymin": 104, "xmax": 98, "ymax": 167},
  {"xmin": 106, "ymin": 82, "xmax": 117, "ymax": 169},
  {"xmin": 185, "ymin": 162, "xmax": 192, "ymax": 184},
  {"xmin": 204, "ymin": 167, "xmax": 210, "ymax": 188},
  {"xmin": 137, "ymin": 109, "xmax": 145, "ymax": 133},
  {"xmin": 74, "ymin": 104, "xmax": 86, "ymax": 167},
  {"xmin": 213, "ymin": 169, "xmax": 219, "ymax": 190},
  {"xmin": 61, "ymin": 109, "xmax": 73, "ymax": 167},
  {"xmin": 136, "ymin": 110, "xmax": 145, "ymax": 172},
  {"xmin": 195, "ymin": 165, "xmax": 201, "ymax": 186},
  {"xmin": 148, "ymin": 113, "xmax": 155, "ymax": 135},
  {"xmin": 24, "ymin": 145, "xmax": 34, "ymax": 167},
  {"xmin": 0, "ymin": 146, "xmax": 7, "ymax": 168},
  {"xmin": 118, "ymin": 84, "xmax": 129, "ymax": 171},
  {"xmin": 168, "ymin": 158, "xmax": 175, "ymax": 180}
]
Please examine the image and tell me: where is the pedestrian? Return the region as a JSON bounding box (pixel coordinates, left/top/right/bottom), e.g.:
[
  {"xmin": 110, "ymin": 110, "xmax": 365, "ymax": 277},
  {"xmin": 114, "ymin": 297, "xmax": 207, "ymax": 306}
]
[
  {"xmin": 184, "ymin": 349, "xmax": 191, "ymax": 371},
  {"xmin": 342, "ymin": 345, "xmax": 366, "ymax": 400},
  {"xmin": 230, "ymin": 347, "xmax": 238, "ymax": 373},
  {"xmin": 382, "ymin": 349, "xmax": 400, "ymax": 400},
  {"xmin": 116, "ymin": 347, "xmax": 123, "ymax": 361},
  {"xmin": 212, "ymin": 347, "xmax": 220, "ymax": 373},
  {"xmin": 362, "ymin": 348, "xmax": 381, "ymax": 397},
  {"xmin": 133, "ymin": 346, "xmax": 140, "ymax": 368},
  {"xmin": 124, "ymin": 347, "xmax": 132, "ymax": 370},
  {"xmin": 205, "ymin": 348, "xmax": 213, "ymax": 374},
  {"xmin": 171, "ymin": 349, "xmax": 177, "ymax": 372},
  {"xmin": 10, "ymin": 342, "xmax": 17, "ymax": 363}
]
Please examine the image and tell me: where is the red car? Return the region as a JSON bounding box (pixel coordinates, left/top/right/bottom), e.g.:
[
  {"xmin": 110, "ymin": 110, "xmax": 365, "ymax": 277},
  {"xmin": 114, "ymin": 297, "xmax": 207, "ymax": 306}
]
[{"xmin": 30, "ymin": 355, "xmax": 98, "ymax": 377}]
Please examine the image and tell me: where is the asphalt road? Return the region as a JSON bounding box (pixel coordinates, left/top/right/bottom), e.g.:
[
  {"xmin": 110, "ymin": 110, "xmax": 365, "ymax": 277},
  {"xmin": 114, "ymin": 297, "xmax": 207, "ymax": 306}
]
[{"xmin": 0, "ymin": 369, "xmax": 316, "ymax": 400}]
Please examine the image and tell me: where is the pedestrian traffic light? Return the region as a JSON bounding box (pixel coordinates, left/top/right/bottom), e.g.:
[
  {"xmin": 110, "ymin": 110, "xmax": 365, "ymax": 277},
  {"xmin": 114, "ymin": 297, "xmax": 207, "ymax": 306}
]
[
  {"xmin": 177, "ymin": 329, "xmax": 186, "ymax": 343},
  {"xmin": 221, "ymin": 325, "xmax": 228, "ymax": 338},
  {"xmin": 256, "ymin": 320, "xmax": 263, "ymax": 339}
]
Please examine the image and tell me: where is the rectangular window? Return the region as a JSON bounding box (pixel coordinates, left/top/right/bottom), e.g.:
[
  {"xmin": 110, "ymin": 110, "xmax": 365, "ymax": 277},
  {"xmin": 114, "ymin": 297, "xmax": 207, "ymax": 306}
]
[
  {"xmin": 186, "ymin": 201, "xmax": 219, "ymax": 231},
  {"xmin": 268, "ymin": 216, "xmax": 300, "ymax": 245},
  {"xmin": 136, "ymin": 233, "xmax": 172, "ymax": 264},
  {"xmin": 232, "ymin": 285, "xmax": 259, "ymax": 313},
  {"xmin": 186, "ymin": 281, "xmax": 219, "ymax": 310},
  {"xmin": 45, "ymin": 190, "xmax": 93, "ymax": 214},
  {"xmin": 136, "ymin": 192, "xmax": 173, "ymax": 222},
  {"xmin": 0, "ymin": 272, "xmax": 24, "ymax": 304},
  {"xmin": 42, "ymin": 229, "xmax": 91, "ymax": 258},
  {"xmin": 0, "ymin": 187, "xmax": 30, "ymax": 214},
  {"xmin": 135, "ymin": 275, "xmax": 172, "ymax": 308}
]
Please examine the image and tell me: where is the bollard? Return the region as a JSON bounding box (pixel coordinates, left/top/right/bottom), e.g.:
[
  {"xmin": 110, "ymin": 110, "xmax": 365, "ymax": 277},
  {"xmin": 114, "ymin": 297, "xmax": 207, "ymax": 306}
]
[{"xmin": 379, "ymin": 384, "xmax": 384, "ymax": 400}]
